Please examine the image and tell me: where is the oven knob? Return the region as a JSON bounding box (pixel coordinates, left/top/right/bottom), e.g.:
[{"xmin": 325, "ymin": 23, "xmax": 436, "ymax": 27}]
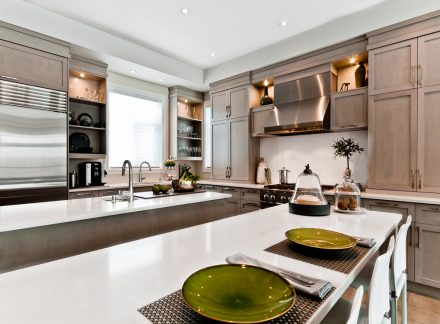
[
  {"xmin": 263, "ymin": 194, "xmax": 269, "ymax": 201},
  {"xmin": 280, "ymin": 196, "xmax": 287, "ymax": 203},
  {"xmin": 270, "ymin": 195, "xmax": 276, "ymax": 202}
]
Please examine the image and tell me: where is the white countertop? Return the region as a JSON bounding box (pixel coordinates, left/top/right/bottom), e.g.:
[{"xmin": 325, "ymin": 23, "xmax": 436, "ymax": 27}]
[
  {"xmin": 324, "ymin": 189, "xmax": 440, "ymax": 205},
  {"xmin": 69, "ymin": 181, "xmax": 170, "ymax": 192},
  {"xmin": 0, "ymin": 191, "xmax": 230, "ymax": 233},
  {"xmin": 198, "ymin": 179, "xmax": 265, "ymax": 189},
  {"xmin": 0, "ymin": 205, "xmax": 400, "ymax": 324}
]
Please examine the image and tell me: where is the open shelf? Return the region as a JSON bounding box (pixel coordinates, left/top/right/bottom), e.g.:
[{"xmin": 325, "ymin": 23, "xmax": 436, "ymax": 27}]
[
  {"xmin": 69, "ymin": 125, "xmax": 106, "ymax": 131},
  {"xmin": 177, "ymin": 136, "xmax": 202, "ymax": 141},
  {"xmin": 177, "ymin": 115, "xmax": 202, "ymax": 122},
  {"xmin": 69, "ymin": 97, "xmax": 106, "ymax": 106},
  {"xmin": 69, "ymin": 153, "xmax": 106, "ymax": 160},
  {"xmin": 177, "ymin": 156, "xmax": 203, "ymax": 161}
]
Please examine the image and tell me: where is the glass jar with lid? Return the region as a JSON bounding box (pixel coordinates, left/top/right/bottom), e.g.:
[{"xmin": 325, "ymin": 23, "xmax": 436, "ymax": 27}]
[
  {"xmin": 289, "ymin": 164, "xmax": 330, "ymax": 216},
  {"xmin": 334, "ymin": 176, "xmax": 361, "ymax": 211}
]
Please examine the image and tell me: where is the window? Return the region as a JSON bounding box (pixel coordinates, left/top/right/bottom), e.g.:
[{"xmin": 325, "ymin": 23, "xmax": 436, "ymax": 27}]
[
  {"xmin": 203, "ymin": 105, "xmax": 212, "ymax": 169},
  {"xmin": 108, "ymin": 90, "xmax": 163, "ymax": 168}
]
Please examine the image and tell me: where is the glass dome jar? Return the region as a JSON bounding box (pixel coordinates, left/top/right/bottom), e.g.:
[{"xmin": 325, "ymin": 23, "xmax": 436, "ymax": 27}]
[
  {"xmin": 290, "ymin": 164, "xmax": 327, "ymax": 205},
  {"xmin": 335, "ymin": 176, "xmax": 361, "ymax": 211},
  {"xmin": 289, "ymin": 164, "xmax": 330, "ymax": 216}
]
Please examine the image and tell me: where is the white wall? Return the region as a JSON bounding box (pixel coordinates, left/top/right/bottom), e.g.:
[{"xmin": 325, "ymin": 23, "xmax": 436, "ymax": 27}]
[{"xmin": 260, "ymin": 131, "xmax": 368, "ymax": 186}]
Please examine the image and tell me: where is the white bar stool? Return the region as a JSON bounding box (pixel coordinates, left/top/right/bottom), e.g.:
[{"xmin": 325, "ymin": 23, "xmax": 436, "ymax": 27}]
[
  {"xmin": 347, "ymin": 285, "xmax": 364, "ymax": 324},
  {"xmin": 390, "ymin": 216, "xmax": 412, "ymax": 324},
  {"xmin": 322, "ymin": 236, "xmax": 395, "ymax": 324},
  {"xmin": 368, "ymin": 235, "xmax": 394, "ymax": 324}
]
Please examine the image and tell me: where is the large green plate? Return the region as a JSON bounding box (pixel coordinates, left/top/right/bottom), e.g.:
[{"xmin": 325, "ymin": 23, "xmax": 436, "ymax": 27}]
[
  {"xmin": 285, "ymin": 228, "xmax": 357, "ymax": 250},
  {"xmin": 182, "ymin": 264, "xmax": 296, "ymax": 323}
]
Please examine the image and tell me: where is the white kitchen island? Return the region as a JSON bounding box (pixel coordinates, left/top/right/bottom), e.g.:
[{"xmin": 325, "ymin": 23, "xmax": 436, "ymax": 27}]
[{"xmin": 0, "ymin": 204, "xmax": 401, "ymax": 324}]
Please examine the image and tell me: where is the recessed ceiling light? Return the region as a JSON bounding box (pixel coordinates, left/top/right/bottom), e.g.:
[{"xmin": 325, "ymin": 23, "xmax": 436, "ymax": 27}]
[
  {"xmin": 181, "ymin": 7, "xmax": 189, "ymax": 14},
  {"xmin": 279, "ymin": 20, "xmax": 288, "ymax": 27},
  {"xmin": 210, "ymin": 52, "xmax": 216, "ymax": 57},
  {"xmin": 79, "ymin": 72, "xmax": 85, "ymax": 78},
  {"xmin": 184, "ymin": 99, "xmax": 188, "ymax": 103},
  {"xmin": 130, "ymin": 70, "xmax": 136, "ymax": 74},
  {"xmin": 349, "ymin": 57, "xmax": 356, "ymax": 64},
  {"xmin": 157, "ymin": 78, "xmax": 163, "ymax": 82}
]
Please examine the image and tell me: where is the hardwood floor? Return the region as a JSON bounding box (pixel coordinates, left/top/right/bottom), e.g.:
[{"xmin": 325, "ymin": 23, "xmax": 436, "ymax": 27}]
[
  {"xmin": 341, "ymin": 288, "xmax": 440, "ymax": 323},
  {"xmin": 398, "ymin": 291, "xmax": 440, "ymax": 324}
]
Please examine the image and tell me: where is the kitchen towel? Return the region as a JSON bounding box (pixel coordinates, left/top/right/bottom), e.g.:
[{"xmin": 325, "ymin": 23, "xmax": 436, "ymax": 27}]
[{"xmin": 226, "ymin": 253, "xmax": 332, "ymax": 299}]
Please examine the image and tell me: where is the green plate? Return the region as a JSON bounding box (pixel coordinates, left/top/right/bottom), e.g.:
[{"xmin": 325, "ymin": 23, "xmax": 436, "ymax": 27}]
[
  {"xmin": 182, "ymin": 264, "xmax": 296, "ymax": 323},
  {"xmin": 285, "ymin": 228, "xmax": 357, "ymax": 250}
]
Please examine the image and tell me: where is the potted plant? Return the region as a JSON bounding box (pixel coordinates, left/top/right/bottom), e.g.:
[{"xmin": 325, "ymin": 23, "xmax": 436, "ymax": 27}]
[
  {"xmin": 179, "ymin": 164, "xmax": 200, "ymax": 190},
  {"xmin": 331, "ymin": 137, "xmax": 364, "ymax": 177},
  {"xmin": 164, "ymin": 158, "xmax": 176, "ymax": 169}
]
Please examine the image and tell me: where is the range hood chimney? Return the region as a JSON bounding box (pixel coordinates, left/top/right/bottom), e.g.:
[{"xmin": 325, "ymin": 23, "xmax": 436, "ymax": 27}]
[{"xmin": 261, "ymin": 70, "xmax": 337, "ymax": 135}]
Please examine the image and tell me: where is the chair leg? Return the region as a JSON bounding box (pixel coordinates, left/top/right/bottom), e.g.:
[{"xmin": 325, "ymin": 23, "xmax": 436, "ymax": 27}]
[
  {"xmin": 390, "ymin": 295, "xmax": 397, "ymax": 324},
  {"xmin": 401, "ymin": 281, "xmax": 408, "ymax": 324}
]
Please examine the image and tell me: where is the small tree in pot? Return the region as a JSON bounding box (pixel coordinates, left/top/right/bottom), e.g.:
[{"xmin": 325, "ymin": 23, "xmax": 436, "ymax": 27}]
[{"xmin": 331, "ymin": 137, "xmax": 364, "ymax": 177}]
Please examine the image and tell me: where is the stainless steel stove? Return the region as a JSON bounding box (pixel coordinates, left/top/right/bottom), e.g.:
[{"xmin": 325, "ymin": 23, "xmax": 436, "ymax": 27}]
[{"xmin": 260, "ymin": 183, "xmax": 335, "ymax": 208}]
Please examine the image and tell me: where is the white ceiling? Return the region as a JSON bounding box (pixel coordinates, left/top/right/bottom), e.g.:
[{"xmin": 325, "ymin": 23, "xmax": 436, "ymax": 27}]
[
  {"xmin": 25, "ymin": 0, "xmax": 385, "ymax": 69},
  {"xmin": 2, "ymin": 0, "xmax": 440, "ymax": 90}
]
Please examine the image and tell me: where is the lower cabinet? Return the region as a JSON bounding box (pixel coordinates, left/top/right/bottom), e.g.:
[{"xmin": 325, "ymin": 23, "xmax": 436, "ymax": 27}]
[
  {"xmin": 414, "ymin": 204, "xmax": 440, "ymax": 288},
  {"xmin": 199, "ymin": 185, "xmax": 262, "ymax": 216},
  {"xmin": 69, "ymin": 191, "xmax": 99, "ymax": 199},
  {"xmin": 363, "ymin": 199, "xmax": 416, "ymax": 281}
]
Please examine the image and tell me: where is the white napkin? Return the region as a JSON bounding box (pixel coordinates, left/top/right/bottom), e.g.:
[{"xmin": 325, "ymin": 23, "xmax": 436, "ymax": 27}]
[
  {"xmin": 355, "ymin": 236, "xmax": 376, "ymax": 247},
  {"xmin": 226, "ymin": 253, "xmax": 332, "ymax": 299}
]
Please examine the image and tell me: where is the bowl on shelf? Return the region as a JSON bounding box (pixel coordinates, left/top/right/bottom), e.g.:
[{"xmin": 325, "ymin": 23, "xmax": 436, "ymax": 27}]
[{"xmin": 77, "ymin": 113, "xmax": 94, "ymax": 127}]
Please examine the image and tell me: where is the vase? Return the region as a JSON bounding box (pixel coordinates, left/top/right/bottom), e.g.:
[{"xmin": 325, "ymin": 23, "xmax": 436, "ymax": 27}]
[
  {"xmin": 260, "ymin": 86, "xmax": 273, "ymax": 105},
  {"xmin": 355, "ymin": 62, "xmax": 366, "ymax": 88}
]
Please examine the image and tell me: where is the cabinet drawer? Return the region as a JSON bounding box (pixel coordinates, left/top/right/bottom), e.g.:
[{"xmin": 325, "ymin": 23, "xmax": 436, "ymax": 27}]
[
  {"xmin": 363, "ymin": 199, "xmax": 415, "ymax": 223},
  {"xmin": 0, "ymin": 40, "xmax": 68, "ymax": 91},
  {"xmin": 241, "ymin": 189, "xmax": 260, "ymax": 202},
  {"xmin": 98, "ymin": 189, "xmax": 121, "ymax": 197},
  {"xmin": 219, "ymin": 187, "xmax": 241, "ymax": 201},
  {"xmin": 134, "ymin": 186, "xmax": 152, "ymax": 193},
  {"xmin": 416, "ymin": 204, "xmax": 440, "ymax": 225},
  {"xmin": 240, "ymin": 201, "xmax": 261, "ymax": 213},
  {"xmin": 69, "ymin": 191, "xmax": 99, "ymax": 199},
  {"xmin": 200, "ymin": 185, "xmax": 220, "ymax": 192}
]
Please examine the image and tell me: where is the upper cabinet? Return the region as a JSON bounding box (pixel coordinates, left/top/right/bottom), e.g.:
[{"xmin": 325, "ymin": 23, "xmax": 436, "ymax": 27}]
[
  {"xmin": 368, "ymin": 39, "xmax": 417, "ymax": 95},
  {"xmin": 68, "ymin": 55, "xmax": 108, "ymax": 160},
  {"xmin": 331, "ymin": 87, "xmax": 368, "ymax": 131},
  {"xmin": 211, "ymin": 85, "xmax": 250, "ymax": 121},
  {"xmin": 368, "ymin": 15, "xmax": 440, "ymax": 193},
  {"xmin": 0, "ymin": 23, "xmax": 69, "ymax": 91},
  {"xmin": 169, "ymin": 86, "xmax": 204, "ymax": 161}
]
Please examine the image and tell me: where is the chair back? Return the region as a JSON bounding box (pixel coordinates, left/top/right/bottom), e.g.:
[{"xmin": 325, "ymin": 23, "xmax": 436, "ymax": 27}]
[
  {"xmin": 347, "ymin": 285, "xmax": 364, "ymax": 324},
  {"xmin": 368, "ymin": 236, "xmax": 395, "ymax": 324},
  {"xmin": 392, "ymin": 216, "xmax": 412, "ymax": 289}
]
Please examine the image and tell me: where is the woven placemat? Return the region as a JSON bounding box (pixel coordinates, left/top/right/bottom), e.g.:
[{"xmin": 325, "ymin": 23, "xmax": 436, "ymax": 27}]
[
  {"xmin": 264, "ymin": 239, "xmax": 369, "ymax": 274},
  {"xmin": 138, "ymin": 287, "xmax": 335, "ymax": 324}
]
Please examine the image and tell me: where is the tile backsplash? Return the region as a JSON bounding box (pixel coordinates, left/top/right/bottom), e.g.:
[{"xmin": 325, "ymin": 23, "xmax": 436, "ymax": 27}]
[{"xmin": 260, "ymin": 130, "xmax": 368, "ymax": 186}]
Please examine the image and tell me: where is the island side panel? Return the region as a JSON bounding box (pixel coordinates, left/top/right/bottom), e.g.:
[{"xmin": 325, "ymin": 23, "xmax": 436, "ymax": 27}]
[{"xmin": 0, "ymin": 198, "xmax": 228, "ymax": 273}]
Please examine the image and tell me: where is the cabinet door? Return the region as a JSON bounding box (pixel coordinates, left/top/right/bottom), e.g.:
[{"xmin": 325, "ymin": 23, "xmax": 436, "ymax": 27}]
[
  {"xmin": 240, "ymin": 201, "xmax": 261, "ymax": 213},
  {"xmin": 368, "ymin": 39, "xmax": 417, "ymax": 95},
  {"xmin": 251, "ymin": 105, "xmax": 274, "ymax": 137},
  {"xmin": 363, "ymin": 199, "xmax": 416, "ymax": 281},
  {"xmin": 69, "ymin": 191, "xmax": 99, "ymax": 199},
  {"xmin": 331, "ymin": 88, "xmax": 368, "ymax": 131},
  {"xmin": 220, "ymin": 187, "xmax": 241, "ymax": 216},
  {"xmin": 211, "ymin": 91, "xmax": 228, "ymax": 121},
  {"xmin": 418, "ymin": 32, "xmax": 440, "ymax": 88},
  {"xmin": 229, "ymin": 117, "xmax": 249, "ymax": 181},
  {"xmin": 368, "ymin": 90, "xmax": 417, "ymax": 191},
  {"xmin": 211, "ymin": 120, "xmax": 229, "ymax": 179},
  {"xmin": 0, "ymin": 40, "xmax": 68, "ymax": 91},
  {"xmin": 418, "ymin": 85, "xmax": 440, "ymax": 193},
  {"xmin": 415, "ymin": 223, "xmax": 440, "ymax": 288},
  {"xmin": 229, "ymin": 86, "xmax": 249, "ymax": 118}
]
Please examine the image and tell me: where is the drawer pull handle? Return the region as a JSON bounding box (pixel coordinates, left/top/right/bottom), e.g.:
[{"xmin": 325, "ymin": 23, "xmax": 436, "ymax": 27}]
[
  {"xmin": 376, "ymin": 201, "xmax": 399, "ymax": 207},
  {"xmin": 416, "ymin": 226, "xmax": 420, "ymax": 249},
  {"xmin": 411, "ymin": 169, "xmax": 415, "ymax": 189},
  {"xmin": 243, "ymin": 202, "xmax": 260, "ymax": 207},
  {"xmin": 418, "ymin": 169, "xmax": 422, "ymax": 190},
  {"xmin": 340, "ymin": 124, "xmax": 358, "ymax": 128},
  {"xmin": 408, "ymin": 225, "xmax": 413, "ymax": 247},
  {"xmin": 1, "ymin": 75, "xmax": 18, "ymax": 81}
]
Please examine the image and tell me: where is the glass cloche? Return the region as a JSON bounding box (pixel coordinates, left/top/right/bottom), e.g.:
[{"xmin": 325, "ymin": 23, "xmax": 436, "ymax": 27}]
[
  {"xmin": 289, "ymin": 164, "xmax": 330, "ymax": 216},
  {"xmin": 335, "ymin": 176, "xmax": 361, "ymax": 211}
]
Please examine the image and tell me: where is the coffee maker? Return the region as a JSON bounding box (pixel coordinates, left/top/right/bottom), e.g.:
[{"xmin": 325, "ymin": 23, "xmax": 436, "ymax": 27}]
[{"xmin": 79, "ymin": 162, "xmax": 106, "ymax": 186}]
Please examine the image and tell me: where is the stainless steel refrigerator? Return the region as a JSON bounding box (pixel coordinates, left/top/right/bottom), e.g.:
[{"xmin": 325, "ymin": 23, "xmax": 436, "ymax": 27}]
[{"xmin": 0, "ymin": 79, "xmax": 67, "ymax": 206}]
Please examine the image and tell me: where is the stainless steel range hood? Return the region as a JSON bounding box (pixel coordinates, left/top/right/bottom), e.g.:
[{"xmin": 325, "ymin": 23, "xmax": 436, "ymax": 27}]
[{"xmin": 261, "ymin": 71, "xmax": 337, "ymax": 135}]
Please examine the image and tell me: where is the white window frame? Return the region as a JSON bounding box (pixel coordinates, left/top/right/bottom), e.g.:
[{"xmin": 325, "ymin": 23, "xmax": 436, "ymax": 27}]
[
  {"xmin": 202, "ymin": 100, "xmax": 212, "ymax": 172},
  {"xmin": 106, "ymin": 82, "xmax": 168, "ymax": 174}
]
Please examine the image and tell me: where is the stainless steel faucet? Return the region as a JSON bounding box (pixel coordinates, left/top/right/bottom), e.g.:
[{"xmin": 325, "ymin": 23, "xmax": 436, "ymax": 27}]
[
  {"xmin": 121, "ymin": 160, "xmax": 134, "ymax": 202},
  {"xmin": 139, "ymin": 161, "xmax": 151, "ymax": 182}
]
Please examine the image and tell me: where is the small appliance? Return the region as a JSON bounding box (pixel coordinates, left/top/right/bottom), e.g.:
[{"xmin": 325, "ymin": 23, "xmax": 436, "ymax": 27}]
[{"xmin": 79, "ymin": 162, "xmax": 105, "ymax": 186}]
